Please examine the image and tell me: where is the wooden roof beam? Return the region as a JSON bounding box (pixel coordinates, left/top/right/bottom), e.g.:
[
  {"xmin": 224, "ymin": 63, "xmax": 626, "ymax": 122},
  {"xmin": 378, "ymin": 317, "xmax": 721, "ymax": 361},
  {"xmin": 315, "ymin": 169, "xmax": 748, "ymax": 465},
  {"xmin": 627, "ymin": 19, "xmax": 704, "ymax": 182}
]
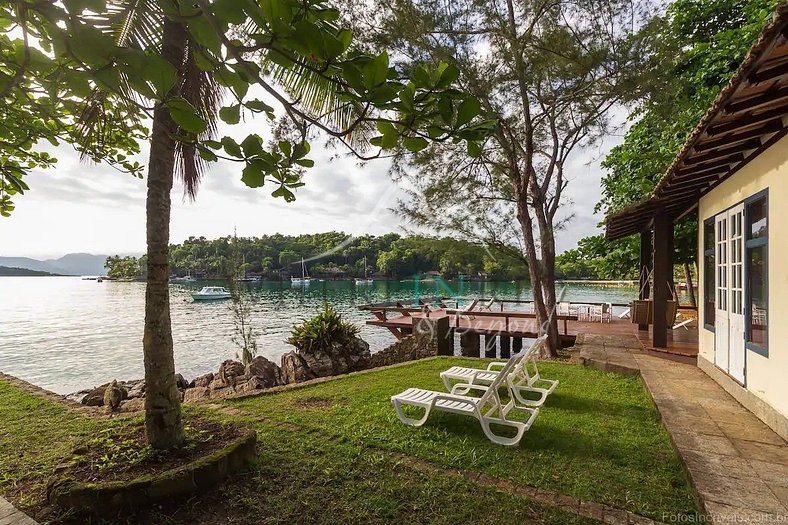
[
  {"xmin": 748, "ymin": 59, "xmax": 788, "ymax": 84},
  {"xmin": 685, "ymin": 138, "xmax": 761, "ymax": 164},
  {"xmin": 676, "ymin": 153, "xmax": 744, "ymax": 175},
  {"xmin": 726, "ymin": 84, "xmax": 788, "ymax": 113},
  {"xmin": 709, "ymin": 104, "xmax": 788, "ymax": 135},
  {"xmin": 695, "ymin": 120, "xmax": 783, "ymax": 151}
]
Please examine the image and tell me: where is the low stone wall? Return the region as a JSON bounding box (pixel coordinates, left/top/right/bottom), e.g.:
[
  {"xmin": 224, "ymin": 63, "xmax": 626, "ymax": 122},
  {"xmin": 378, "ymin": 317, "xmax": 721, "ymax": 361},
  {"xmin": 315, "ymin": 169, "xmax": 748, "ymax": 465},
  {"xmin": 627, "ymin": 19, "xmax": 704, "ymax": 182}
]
[{"xmin": 48, "ymin": 429, "xmax": 257, "ymax": 516}]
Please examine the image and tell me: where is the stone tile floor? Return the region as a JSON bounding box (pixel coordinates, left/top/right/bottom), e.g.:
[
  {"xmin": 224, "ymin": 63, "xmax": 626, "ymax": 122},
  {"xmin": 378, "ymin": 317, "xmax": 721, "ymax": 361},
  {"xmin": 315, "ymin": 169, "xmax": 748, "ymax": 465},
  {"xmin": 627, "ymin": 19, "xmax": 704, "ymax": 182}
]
[
  {"xmin": 0, "ymin": 497, "xmax": 37, "ymax": 525},
  {"xmin": 574, "ymin": 333, "xmax": 788, "ymax": 525}
]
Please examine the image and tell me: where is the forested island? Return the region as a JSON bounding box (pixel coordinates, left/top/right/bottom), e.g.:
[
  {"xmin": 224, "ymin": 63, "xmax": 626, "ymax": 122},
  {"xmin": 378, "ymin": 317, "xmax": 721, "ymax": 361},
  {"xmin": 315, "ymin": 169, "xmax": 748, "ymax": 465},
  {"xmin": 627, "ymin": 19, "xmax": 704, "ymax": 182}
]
[
  {"xmin": 103, "ymin": 231, "xmax": 676, "ymax": 282},
  {"xmin": 104, "ymin": 233, "xmax": 531, "ymax": 281}
]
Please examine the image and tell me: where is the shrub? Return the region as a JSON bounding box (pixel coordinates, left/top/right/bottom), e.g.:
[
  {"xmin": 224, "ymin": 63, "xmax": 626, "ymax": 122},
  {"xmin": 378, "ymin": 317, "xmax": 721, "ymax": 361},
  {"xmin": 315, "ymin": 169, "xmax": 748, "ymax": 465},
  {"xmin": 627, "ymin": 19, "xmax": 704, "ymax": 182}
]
[{"xmin": 287, "ymin": 305, "xmax": 360, "ymax": 353}]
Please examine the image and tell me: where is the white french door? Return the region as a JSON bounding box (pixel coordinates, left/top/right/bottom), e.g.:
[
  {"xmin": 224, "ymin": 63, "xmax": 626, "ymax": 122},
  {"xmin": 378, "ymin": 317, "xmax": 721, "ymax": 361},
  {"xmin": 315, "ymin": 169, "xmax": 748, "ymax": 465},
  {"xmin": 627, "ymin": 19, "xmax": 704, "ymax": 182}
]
[{"xmin": 714, "ymin": 204, "xmax": 746, "ymax": 384}]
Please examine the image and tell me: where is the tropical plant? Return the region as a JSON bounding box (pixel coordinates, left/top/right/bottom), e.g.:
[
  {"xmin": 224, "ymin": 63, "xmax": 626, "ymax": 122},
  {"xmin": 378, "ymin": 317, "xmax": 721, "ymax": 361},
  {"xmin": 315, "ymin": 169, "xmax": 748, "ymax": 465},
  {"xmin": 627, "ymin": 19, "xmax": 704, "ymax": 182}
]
[
  {"xmin": 104, "ymin": 255, "xmax": 141, "ymax": 280},
  {"xmin": 287, "ymin": 305, "xmax": 360, "ymax": 353},
  {"xmin": 7, "ymin": 0, "xmax": 490, "ymax": 449}
]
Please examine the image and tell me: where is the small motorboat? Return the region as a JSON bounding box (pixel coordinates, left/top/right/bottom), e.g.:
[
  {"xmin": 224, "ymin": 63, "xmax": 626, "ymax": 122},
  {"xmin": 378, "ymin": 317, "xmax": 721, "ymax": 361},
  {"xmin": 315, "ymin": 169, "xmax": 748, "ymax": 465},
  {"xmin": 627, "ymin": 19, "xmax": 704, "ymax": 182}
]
[
  {"xmin": 172, "ymin": 275, "xmax": 197, "ymax": 283},
  {"xmin": 191, "ymin": 286, "xmax": 231, "ymax": 301}
]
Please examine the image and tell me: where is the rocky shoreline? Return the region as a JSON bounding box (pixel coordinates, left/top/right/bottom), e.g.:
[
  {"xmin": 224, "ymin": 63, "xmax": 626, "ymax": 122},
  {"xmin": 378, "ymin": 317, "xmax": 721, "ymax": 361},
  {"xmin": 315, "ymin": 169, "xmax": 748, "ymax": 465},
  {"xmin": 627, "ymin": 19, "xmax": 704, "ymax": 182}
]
[{"xmin": 67, "ymin": 330, "xmax": 439, "ymax": 410}]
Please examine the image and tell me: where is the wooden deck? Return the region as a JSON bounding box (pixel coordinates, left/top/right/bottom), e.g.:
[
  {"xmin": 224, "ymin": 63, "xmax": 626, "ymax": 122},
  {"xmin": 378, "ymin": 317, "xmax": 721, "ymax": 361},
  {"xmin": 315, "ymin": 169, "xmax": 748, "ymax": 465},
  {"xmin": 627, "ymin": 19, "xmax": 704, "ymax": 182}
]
[{"xmin": 365, "ymin": 308, "xmax": 698, "ymax": 359}]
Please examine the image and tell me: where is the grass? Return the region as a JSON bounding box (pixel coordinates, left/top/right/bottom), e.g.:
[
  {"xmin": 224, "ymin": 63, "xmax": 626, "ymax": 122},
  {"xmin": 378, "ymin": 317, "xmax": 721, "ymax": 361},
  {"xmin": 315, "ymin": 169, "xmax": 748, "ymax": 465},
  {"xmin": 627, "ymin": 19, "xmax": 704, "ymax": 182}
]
[
  {"xmin": 229, "ymin": 357, "xmax": 698, "ymax": 519},
  {"xmin": 0, "ymin": 377, "xmax": 600, "ymax": 525}
]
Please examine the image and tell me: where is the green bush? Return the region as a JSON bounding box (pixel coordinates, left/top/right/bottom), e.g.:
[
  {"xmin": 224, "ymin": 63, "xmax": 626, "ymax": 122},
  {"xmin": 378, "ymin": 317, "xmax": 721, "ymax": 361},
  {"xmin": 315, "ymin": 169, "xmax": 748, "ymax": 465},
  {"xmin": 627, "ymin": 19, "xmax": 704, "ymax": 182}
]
[{"xmin": 287, "ymin": 305, "xmax": 360, "ymax": 353}]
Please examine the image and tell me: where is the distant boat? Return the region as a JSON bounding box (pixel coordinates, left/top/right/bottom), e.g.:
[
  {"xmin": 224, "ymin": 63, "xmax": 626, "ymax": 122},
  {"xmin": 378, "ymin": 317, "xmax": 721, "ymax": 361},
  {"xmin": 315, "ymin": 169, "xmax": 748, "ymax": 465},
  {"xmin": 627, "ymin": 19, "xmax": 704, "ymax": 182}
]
[
  {"xmin": 96, "ymin": 277, "xmax": 104, "ymax": 283},
  {"xmin": 191, "ymin": 286, "xmax": 231, "ymax": 301},
  {"xmin": 355, "ymin": 256, "xmax": 373, "ymax": 284},
  {"xmin": 171, "ymin": 274, "xmax": 196, "ymax": 283},
  {"xmin": 291, "ymin": 258, "xmax": 312, "ymax": 285}
]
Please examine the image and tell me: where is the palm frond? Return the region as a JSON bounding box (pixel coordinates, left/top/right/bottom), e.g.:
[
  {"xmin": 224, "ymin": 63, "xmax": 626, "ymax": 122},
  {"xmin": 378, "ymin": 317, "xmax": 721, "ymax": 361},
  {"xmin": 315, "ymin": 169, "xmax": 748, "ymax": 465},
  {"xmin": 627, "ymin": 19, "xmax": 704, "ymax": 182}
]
[
  {"xmin": 175, "ymin": 40, "xmax": 221, "ymax": 200},
  {"xmin": 266, "ymin": 57, "xmax": 376, "ymax": 149}
]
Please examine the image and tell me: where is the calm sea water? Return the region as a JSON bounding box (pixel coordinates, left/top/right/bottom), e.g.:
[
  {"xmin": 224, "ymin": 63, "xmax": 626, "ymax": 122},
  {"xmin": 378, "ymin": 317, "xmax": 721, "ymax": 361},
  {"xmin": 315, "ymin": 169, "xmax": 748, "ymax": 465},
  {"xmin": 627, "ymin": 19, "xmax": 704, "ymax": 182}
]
[{"xmin": 0, "ymin": 277, "xmax": 654, "ymax": 394}]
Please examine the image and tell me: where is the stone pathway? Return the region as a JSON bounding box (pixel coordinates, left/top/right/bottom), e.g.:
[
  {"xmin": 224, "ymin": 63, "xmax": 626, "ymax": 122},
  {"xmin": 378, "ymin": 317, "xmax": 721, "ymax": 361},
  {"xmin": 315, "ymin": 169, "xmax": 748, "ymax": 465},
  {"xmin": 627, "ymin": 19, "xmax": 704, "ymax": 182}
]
[
  {"xmin": 0, "ymin": 497, "xmax": 38, "ymax": 525},
  {"xmin": 573, "ymin": 334, "xmax": 788, "ymax": 525}
]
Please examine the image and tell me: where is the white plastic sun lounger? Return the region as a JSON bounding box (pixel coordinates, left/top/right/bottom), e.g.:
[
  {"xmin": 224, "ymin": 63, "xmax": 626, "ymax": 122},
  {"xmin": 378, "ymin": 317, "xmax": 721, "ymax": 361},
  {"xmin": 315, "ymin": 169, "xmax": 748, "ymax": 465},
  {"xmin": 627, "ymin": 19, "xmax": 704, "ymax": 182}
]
[
  {"xmin": 391, "ymin": 337, "xmax": 545, "ymax": 446},
  {"xmin": 439, "ymin": 337, "xmax": 558, "ymax": 408}
]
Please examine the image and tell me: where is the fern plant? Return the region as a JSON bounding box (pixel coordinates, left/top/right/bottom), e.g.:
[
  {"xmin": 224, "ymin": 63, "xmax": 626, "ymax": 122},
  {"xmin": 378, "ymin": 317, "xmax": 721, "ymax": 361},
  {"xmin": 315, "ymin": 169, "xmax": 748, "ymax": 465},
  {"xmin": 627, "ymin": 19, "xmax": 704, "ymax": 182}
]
[{"xmin": 287, "ymin": 305, "xmax": 360, "ymax": 353}]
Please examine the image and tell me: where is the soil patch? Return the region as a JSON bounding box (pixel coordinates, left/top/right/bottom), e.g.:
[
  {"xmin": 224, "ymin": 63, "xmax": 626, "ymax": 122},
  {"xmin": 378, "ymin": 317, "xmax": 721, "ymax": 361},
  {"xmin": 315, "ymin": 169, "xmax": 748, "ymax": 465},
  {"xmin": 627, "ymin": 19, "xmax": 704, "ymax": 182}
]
[
  {"xmin": 65, "ymin": 418, "xmax": 244, "ymax": 484},
  {"xmin": 294, "ymin": 397, "xmax": 335, "ymax": 410}
]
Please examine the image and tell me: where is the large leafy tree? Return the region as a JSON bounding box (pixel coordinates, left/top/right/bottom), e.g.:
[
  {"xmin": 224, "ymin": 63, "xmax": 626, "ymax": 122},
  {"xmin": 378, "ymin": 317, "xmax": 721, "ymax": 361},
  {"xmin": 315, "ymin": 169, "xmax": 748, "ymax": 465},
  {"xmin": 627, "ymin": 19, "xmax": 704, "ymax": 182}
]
[
  {"xmin": 593, "ymin": 0, "xmax": 778, "ymax": 307},
  {"xmin": 347, "ymin": 0, "xmax": 654, "ymax": 355},
  {"xmin": 6, "ymin": 0, "xmax": 488, "ymax": 448}
]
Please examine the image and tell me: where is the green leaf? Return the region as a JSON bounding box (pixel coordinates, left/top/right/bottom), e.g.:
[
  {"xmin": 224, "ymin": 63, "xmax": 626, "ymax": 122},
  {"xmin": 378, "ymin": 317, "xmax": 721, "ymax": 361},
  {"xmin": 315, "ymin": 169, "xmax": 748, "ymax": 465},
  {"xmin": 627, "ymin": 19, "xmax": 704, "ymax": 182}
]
[
  {"xmin": 240, "ymin": 134, "xmax": 264, "ymax": 156},
  {"xmin": 188, "ymin": 16, "xmax": 222, "ymax": 54},
  {"xmin": 241, "ymin": 160, "xmax": 267, "ymax": 187},
  {"xmin": 295, "ymin": 158, "xmax": 314, "ymax": 168},
  {"xmin": 221, "ymin": 136, "xmax": 243, "ymax": 158},
  {"xmin": 436, "ymin": 63, "xmax": 460, "ymax": 88},
  {"xmin": 219, "ymin": 104, "xmax": 242, "ymax": 125},
  {"xmin": 455, "ymin": 96, "xmax": 481, "ymax": 127},
  {"xmin": 272, "ymin": 185, "xmax": 296, "ymax": 202},
  {"xmin": 212, "ymin": 0, "xmax": 247, "ymax": 25},
  {"xmin": 467, "ymin": 140, "xmax": 482, "ymax": 158},
  {"xmin": 246, "ymin": 99, "xmax": 274, "ymax": 112},
  {"xmin": 166, "ymin": 98, "xmax": 207, "ymax": 134},
  {"xmin": 402, "ymin": 136, "xmax": 429, "ymax": 153},
  {"xmin": 362, "ymin": 52, "xmax": 390, "ymax": 90}
]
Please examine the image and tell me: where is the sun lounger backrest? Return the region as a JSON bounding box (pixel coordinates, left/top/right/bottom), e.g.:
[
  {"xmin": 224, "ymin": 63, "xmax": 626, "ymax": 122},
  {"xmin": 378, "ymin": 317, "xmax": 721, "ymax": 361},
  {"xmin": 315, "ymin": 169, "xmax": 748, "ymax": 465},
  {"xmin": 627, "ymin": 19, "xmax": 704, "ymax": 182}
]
[
  {"xmin": 478, "ymin": 335, "xmax": 548, "ymax": 408},
  {"xmin": 508, "ymin": 335, "xmax": 547, "ymax": 386}
]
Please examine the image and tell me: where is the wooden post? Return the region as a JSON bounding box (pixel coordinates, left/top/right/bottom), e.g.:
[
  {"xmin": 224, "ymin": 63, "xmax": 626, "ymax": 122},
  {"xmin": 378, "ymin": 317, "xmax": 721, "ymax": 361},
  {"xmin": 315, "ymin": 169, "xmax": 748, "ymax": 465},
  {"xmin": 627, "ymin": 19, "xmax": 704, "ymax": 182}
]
[
  {"xmin": 652, "ymin": 211, "xmax": 673, "ymax": 348},
  {"xmin": 484, "ymin": 334, "xmax": 497, "ymax": 358},
  {"xmin": 499, "ymin": 336, "xmax": 511, "ymax": 358},
  {"xmin": 460, "ymin": 332, "xmax": 480, "ymax": 357},
  {"xmin": 512, "ymin": 337, "xmax": 523, "ymax": 354},
  {"xmin": 639, "ymin": 229, "xmax": 652, "ymax": 331},
  {"xmin": 415, "ymin": 316, "xmax": 452, "ymax": 356}
]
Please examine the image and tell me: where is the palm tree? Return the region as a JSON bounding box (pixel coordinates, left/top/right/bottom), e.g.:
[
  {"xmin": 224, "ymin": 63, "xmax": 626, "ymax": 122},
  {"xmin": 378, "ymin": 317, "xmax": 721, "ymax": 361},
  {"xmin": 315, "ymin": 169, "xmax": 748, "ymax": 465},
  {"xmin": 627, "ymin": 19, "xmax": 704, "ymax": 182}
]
[{"xmin": 80, "ymin": 4, "xmax": 221, "ymax": 449}]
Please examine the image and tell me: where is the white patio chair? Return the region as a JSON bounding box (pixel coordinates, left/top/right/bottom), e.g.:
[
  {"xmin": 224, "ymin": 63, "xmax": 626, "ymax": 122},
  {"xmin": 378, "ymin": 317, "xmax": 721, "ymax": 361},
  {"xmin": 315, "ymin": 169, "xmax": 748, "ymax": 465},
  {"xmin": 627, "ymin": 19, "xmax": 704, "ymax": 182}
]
[
  {"xmin": 391, "ymin": 337, "xmax": 545, "ymax": 446},
  {"xmin": 557, "ymin": 301, "xmax": 571, "ymax": 316},
  {"xmin": 618, "ymin": 307, "xmax": 631, "ymax": 319},
  {"xmin": 440, "ymin": 337, "xmax": 558, "ymax": 408},
  {"xmin": 590, "ymin": 303, "xmax": 612, "ymax": 323}
]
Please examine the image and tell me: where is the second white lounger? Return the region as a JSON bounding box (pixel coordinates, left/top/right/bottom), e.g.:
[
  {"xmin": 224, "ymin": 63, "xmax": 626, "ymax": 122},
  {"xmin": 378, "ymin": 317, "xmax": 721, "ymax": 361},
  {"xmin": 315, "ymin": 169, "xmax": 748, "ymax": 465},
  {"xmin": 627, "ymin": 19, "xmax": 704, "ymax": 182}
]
[
  {"xmin": 390, "ymin": 336, "xmax": 545, "ymax": 446},
  {"xmin": 440, "ymin": 337, "xmax": 558, "ymax": 408}
]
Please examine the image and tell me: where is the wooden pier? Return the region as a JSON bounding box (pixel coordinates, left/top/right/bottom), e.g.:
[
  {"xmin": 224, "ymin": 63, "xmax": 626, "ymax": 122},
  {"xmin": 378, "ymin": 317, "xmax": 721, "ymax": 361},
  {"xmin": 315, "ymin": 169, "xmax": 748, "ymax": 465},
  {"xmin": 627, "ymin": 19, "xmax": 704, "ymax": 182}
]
[{"xmin": 360, "ymin": 298, "xmax": 698, "ymax": 360}]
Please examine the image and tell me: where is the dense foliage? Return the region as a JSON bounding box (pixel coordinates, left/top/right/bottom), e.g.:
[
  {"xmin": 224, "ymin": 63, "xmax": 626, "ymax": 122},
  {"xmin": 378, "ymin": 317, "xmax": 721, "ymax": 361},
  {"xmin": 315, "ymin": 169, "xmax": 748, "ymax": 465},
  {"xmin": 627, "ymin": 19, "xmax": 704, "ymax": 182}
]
[
  {"xmin": 151, "ymin": 232, "xmax": 527, "ymax": 280},
  {"xmin": 598, "ymin": 0, "xmax": 779, "ymax": 215},
  {"xmin": 287, "ymin": 305, "xmax": 360, "ymax": 353},
  {"xmin": 555, "ymin": 235, "xmax": 640, "ymax": 280},
  {"xmin": 104, "ymin": 255, "xmax": 142, "ymax": 280}
]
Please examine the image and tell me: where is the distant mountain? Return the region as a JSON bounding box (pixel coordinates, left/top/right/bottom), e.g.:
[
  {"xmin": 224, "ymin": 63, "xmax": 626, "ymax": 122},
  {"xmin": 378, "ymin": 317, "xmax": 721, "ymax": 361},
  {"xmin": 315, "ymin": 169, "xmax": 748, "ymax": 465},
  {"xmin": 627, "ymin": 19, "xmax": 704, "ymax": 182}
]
[
  {"xmin": 0, "ymin": 253, "xmax": 110, "ymax": 276},
  {"xmin": 0, "ymin": 266, "xmax": 62, "ymax": 276}
]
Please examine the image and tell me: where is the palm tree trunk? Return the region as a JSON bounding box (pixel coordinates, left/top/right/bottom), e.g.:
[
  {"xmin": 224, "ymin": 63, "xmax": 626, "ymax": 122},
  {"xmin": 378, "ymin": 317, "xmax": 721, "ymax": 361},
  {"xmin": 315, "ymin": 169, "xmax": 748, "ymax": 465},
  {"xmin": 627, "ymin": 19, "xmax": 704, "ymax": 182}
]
[{"xmin": 143, "ymin": 19, "xmax": 186, "ymax": 450}]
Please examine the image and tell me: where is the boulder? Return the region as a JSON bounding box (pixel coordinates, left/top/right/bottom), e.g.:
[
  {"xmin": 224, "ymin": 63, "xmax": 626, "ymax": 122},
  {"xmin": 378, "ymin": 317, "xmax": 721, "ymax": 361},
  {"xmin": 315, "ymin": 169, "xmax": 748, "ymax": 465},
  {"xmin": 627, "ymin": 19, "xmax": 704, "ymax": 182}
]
[
  {"xmin": 218, "ymin": 360, "xmax": 245, "ymax": 387},
  {"xmin": 126, "ymin": 380, "xmax": 145, "ymax": 399},
  {"xmin": 174, "ymin": 373, "xmax": 189, "ymax": 390},
  {"xmin": 183, "ymin": 387, "xmax": 210, "ymax": 403},
  {"xmin": 120, "ymin": 398, "xmax": 145, "ymax": 412},
  {"xmin": 80, "ymin": 383, "xmax": 128, "ymax": 407},
  {"xmin": 190, "ymin": 372, "xmax": 214, "ymax": 388},
  {"xmin": 247, "ymin": 356, "xmax": 282, "ymax": 388},
  {"xmin": 281, "ymin": 336, "xmax": 370, "ymax": 384},
  {"xmin": 280, "ymin": 352, "xmax": 316, "ymax": 384}
]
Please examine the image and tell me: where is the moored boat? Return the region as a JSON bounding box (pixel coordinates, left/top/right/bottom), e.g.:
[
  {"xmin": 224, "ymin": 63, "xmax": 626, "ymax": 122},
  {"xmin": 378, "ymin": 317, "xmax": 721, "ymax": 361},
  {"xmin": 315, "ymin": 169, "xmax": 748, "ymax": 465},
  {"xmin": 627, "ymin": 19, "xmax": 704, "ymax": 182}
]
[{"xmin": 191, "ymin": 286, "xmax": 231, "ymax": 300}]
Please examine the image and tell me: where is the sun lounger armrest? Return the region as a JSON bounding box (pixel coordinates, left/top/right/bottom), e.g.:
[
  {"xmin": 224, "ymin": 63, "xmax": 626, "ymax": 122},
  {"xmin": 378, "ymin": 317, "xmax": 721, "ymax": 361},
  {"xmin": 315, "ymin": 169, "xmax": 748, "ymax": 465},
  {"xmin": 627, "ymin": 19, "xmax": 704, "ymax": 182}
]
[
  {"xmin": 449, "ymin": 383, "xmax": 489, "ymax": 395},
  {"xmin": 432, "ymin": 394, "xmax": 478, "ymax": 409},
  {"xmin": 486, "ymin": 362, "xmax": 507, "ymax": 371}
]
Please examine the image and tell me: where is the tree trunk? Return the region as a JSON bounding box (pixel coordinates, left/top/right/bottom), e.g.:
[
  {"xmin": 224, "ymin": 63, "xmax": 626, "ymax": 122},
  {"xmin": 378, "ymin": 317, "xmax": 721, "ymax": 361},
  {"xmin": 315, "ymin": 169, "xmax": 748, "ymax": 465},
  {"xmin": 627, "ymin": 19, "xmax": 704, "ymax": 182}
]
[
  {"xmin": 684, "ymin": 262, "xmax": 696, "ymax": 308},
  {"xmin": 143, "ymin": 19, "xmax": 187, "ymax": 450}
]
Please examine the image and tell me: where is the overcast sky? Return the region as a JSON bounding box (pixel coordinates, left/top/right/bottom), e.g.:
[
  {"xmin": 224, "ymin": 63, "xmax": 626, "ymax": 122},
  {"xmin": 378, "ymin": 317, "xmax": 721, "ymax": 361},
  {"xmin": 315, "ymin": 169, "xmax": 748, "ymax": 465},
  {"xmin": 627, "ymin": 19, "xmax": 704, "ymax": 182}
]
[{"xmin": 0, "ymin": 94, "xmax": 626, "ymax": 260}]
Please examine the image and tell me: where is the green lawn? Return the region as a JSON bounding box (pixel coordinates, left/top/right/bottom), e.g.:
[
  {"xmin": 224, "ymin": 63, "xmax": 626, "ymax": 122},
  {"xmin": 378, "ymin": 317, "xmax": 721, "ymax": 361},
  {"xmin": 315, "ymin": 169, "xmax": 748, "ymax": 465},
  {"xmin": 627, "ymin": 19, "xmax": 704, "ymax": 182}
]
[
  {"xmin": 0, "ymin": 377, "xmax": 598, "ymax": 525},
  {"xmin": 230, "ymin": 357, "xmax": 697, "ymax": 519}
]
